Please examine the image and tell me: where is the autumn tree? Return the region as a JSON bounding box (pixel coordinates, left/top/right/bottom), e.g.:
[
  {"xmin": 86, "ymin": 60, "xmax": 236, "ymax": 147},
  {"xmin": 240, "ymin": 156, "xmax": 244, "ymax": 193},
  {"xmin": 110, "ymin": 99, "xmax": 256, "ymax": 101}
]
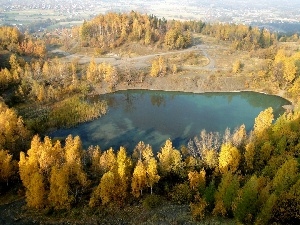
[
  {"xmin": 132, "ymin": 141, "xmax": 147, "ymax": 162},
  {"xmin": 88, "ymin": 145, "xmax": 102, "ymax": 178},
  {"xmin": 190, "ymin": 194, "xmax": 208, "ymax": 221},
  {"xmin": 0, "ymin": 26, "xmax": 21, "ymax": 52},
  {"xmin": 188, "ymin": 169, "xmax": 206, "ymax": 192},
  {"xmin": 283, "ymin": 58, "xmax": 297, "ymax": 84},
  {"xmin": 99, "ymin": 147, "xmax": 117, "ymax": 174},
  {"xmin": 90, "ymin": 146, "xmax": 132, "ymax": 206},
  {"xmin": 131, "ymin": 160, "xmax": 147, "ymax": 197},
  {"xmin": 0, "ymin": 99, "xmax": 30, "ymax": 157},
  {"xmin": 19, "ymin": 135, "xmax": 88, "ymax": 209},
  {"xmin": 218, "ymin": 142, "xmax": 241, "ymax": 174},
  {"xmin": 97, "ymin": 170, "xmax": 118, "ymax": 205},
  {"xmin": 273, "ymin": 49, "xmax": 299, "ymax": 87},
  {"xmin": 164, "ymin": 26, "xmax": 191, "ymax": 50},
  {"xmin": 86, "ymin": 58, "xmax": 97, "ymax": 82},
  {"xmin": 114, "ymin": 147, "xmax": 132, "ymax": 202},
  {"xmin": 64, "ymin": 135, "xmax": 88, "ymax": 203},
  {"xmin": 145, "ymin": 157, "xmax": 160, "ymax": 194},
  {"xmin": 244, "ymin": 142, "xmax": 255, "ymax": 172},
  {"xmin": 150, "ymin": 56, "xmax": 167, "ymax": 77},
  {"xmin": 157, "ymin": 139, "xmax": 184, "ymax": 177},
  {"xmin": 233, "ymin": 175, "xmax": 260, "ymax": 223},
  {"xmin": 133, "ymin": 142, "xmax": 160, "ymax": 194},
  {"xmin": 213, "ymin": 172, "xmax": 240, "ymax": 217},
  {"xmin": 253, "ymin": 107, "xmax": 274, "ymax": 137},
  {"xmin": 19, "ymin": 150, "xmax": 45, "ymax": 209},
  {"xmin": 0, "ymin": 149, "xmax": 16, "ymax": 186},
  {"xmin": 232, "ymin": 124, "xmax": 247, "ymax": 148},
  {"xmin": 48, "ymin": 165, "xmax": 72, "ymax": 209},
  {"xmin": 255, "ymin": 193, "xmax": 277, "ymax": 225},
  {"xmin": 272, "ymin": 157, "xmax": 298, "ymax": 195},
  {"xmin": 202, "ymin": 149, "xmax": 219, "ymax": 170}
]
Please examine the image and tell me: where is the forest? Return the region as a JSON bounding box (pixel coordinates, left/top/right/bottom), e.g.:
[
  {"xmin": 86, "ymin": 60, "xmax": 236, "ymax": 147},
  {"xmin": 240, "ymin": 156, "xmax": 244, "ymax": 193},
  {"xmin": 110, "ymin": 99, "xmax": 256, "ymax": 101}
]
[{"xmin": 0, "ymin": 11, "xmax": 300, "ymax": 224}]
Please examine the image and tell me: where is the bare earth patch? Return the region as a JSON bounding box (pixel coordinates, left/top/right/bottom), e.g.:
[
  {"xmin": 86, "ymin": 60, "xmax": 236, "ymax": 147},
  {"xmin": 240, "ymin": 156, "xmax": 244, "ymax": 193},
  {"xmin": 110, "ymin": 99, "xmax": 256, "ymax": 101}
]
[{"xmin": 61, "ymin": 34, "xmax": 276, "ymax": 97}]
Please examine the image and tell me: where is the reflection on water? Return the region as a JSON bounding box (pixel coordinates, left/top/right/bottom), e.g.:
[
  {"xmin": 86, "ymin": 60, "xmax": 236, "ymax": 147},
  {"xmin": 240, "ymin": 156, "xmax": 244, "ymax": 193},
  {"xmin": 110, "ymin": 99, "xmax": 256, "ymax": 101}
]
[{"xmin": 50, "ymin": 90, "xmax": 290, "ymax": 152}]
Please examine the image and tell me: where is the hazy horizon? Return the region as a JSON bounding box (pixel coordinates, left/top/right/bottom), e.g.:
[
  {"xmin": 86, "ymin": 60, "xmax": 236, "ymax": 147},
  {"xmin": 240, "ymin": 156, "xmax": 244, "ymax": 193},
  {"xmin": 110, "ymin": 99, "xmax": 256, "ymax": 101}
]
[{"xmin": 1, "ymin": 0, "xmax": 300, "ymax": 32}]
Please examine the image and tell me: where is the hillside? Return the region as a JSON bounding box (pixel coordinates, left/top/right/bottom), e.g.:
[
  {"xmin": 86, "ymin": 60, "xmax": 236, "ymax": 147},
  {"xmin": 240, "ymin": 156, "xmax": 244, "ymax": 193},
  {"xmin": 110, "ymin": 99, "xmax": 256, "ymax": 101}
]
[{"xmin": 0, "ymin": 11, "xmax": 300, "ymax": 225}]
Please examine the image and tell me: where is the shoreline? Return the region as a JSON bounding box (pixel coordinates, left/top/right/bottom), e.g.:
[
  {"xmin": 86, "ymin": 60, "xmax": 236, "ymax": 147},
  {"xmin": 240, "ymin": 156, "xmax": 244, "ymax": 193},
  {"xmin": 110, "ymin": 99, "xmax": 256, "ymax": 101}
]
[{"xmin": 94, "ymin": 84, "xmax": 293, "ymax": 106}]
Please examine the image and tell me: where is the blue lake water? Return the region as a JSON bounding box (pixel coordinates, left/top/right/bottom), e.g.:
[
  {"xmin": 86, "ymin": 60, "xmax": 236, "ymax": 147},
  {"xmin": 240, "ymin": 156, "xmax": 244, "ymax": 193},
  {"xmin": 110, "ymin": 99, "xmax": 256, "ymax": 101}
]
[{"xmin": 50, "ymin": 90, "xmax": 290, "ymax": 152}]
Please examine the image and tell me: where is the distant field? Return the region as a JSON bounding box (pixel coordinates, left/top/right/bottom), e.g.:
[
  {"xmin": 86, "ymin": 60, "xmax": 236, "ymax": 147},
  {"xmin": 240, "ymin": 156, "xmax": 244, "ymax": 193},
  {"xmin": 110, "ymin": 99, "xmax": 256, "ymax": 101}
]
[
  {"xmin": 0, "ymin": 10, "xmax": 61, "ymax": 24},
  {"xmin": 0, "ymin": 9, "xmax": 89, "ymax": 28}
]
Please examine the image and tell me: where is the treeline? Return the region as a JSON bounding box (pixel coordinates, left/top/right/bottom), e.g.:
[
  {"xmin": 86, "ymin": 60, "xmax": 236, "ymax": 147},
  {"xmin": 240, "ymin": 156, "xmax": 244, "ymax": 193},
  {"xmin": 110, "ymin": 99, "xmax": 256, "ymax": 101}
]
[
  {"xmin": 202, "ymin": 23, "xmax": 276, "ymax": 50},
  {"xmin": 0, "ymin": 26, "xmax": 46, "ymax": 58},
  {"xmin": 70, "ymin": 11, "xmax": 283, "ymax": 53},
  {"xmin": 1, "ymin": 107, "xmax": 300, "ymax": 224},
  {"xmin": 75, "ymin": 11, "xmax": 192, "ymax": 51}
]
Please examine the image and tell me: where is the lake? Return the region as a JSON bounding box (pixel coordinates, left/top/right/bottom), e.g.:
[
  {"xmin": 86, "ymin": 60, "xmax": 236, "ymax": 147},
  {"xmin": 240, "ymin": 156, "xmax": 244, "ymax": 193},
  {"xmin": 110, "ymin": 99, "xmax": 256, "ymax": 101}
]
[{"xmin": 50, "ymin": 90, "xmax": 290, "ymax": 152}]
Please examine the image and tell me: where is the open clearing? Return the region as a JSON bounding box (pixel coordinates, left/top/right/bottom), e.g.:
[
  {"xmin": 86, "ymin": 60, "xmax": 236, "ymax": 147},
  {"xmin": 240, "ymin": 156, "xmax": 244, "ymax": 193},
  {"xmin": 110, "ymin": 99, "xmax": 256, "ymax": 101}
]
[{"xmin": 52, "ymin": 34, "xmax": 271, "ymax": 96}]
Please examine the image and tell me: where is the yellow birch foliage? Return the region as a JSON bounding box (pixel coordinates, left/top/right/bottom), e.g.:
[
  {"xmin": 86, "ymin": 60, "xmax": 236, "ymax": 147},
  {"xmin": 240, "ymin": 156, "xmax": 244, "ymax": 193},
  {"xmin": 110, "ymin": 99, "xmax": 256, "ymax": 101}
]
[
  {"xmin": 157, "ymin": 139, "xmax": 183, "ymax": 176},
  {"xmin": 48, "ymin": 165, "xmax": 72, "ymax": 209},
  {"xmin": 253, "ymin": 107, "xmax": 274, "ymax": 137},
  {"xmin": 190, "ymin": 194, "xmax": 208, "ymax": 221},
  {"xmin": 202, "ymin": 149, "xmax": 218, "ymax": 169},
  {"xmin": 142, "ymin": 143, "xmax": 154, "ymax": 162},
  {"xmin": 116, "ymin": 146, "xmax": 132, "ymax": 201},
  {"xmin": 89, "ymin": 145, "xmax": 102, "ymax": 175},
  {"xmin": 64, "ymin": 135, "xmax": 82, "ymax": 167},
  {"xmin": 232, "ymin": 124, "xmax": 246, "ymax": 147},
  {"xmin": 86, "ymin": 58, "xmax": 97, "ymax": 82},
  {"xmin": 146, "ymin": 157, "xmax": 160, "ymax": 194},
  {"xmin": 244, "ymin": 142, "xmax": 255, "ymax": 172},
  {"xmin": 218, "ymin": 143, "xmax": 241, "ymax": 174},
  {"xmin": 25, "ymin": 171, "xmax": 46, "ymax": 209},
  {"xmin": 0, "ymin": 149, "xmax": 16, "ymax": 184},
  {"xmin": 99, "ymin": 148, "xmax": 117, "ymax": 173},
  {"xmin": 131, "ymin": 160, "xmax": 147, "ymax": 198},
  {"xmin": 188, "ymin": 169, "xmax": 206, "ymax": 191},
  {"xmin": 89, "ymin": 183, "xmax": 101, "ymax": 207},
  {"xmin": 19, "ymin": 139, "xmax": 47, "ymax": 209},
  {"xmin": 150, "ymin": 56, "xmax": 167, "ymax": 77},
  {"xmin": 133, "ymin": 141, "xmax": 148, "ymax": 162},
  {"xmin": 99, "ymin": 170, "xmax": 117, "ymax": 205},
  {"xmin": 39, "ymin": 137, "xmax": 64, "ymax": 174},
  {"xmin": 0, "ymin": 99, "xmax": 30, "ymax": 154},
  {"xmin": 283, "ymin": 58, "xmax": 297, "ymax": 84}
]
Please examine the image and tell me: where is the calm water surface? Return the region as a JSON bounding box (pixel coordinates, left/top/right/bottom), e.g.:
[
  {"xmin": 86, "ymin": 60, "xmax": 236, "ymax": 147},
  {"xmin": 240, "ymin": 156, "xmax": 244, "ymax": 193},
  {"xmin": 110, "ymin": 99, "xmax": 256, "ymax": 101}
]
[{"xmin": 50, "ymin": 90, "xmax": 290, "ymax": 151}]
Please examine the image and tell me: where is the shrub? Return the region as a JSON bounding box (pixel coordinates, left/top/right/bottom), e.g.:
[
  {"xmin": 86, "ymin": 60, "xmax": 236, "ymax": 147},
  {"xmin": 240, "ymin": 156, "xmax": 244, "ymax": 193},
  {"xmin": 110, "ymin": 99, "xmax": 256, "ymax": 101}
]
[
  {"xmin": 142, "ymin": 194, "xmax": 162, "ymax": 209},
  {"xmin": 203, "ymin": 180, "xmax": 216, "ymax": 212},
  {"xmin": 190, "ymin": 195, "xmax": 208, "ymax": 221},
  {"xmin": 169, "ymin": 182, "xmax": 193, "ymax": 205}
]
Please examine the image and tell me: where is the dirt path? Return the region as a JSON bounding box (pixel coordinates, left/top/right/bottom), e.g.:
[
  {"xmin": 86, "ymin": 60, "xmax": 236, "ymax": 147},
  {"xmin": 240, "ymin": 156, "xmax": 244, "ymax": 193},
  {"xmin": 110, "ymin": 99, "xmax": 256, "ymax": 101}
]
[
  {"xmin": 197, "ymin": 45, "xmax": 215, "ymax": 70},
  {"xmin": 54, "ymin": 43, "xmax": 216, "ymax": 71}
]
